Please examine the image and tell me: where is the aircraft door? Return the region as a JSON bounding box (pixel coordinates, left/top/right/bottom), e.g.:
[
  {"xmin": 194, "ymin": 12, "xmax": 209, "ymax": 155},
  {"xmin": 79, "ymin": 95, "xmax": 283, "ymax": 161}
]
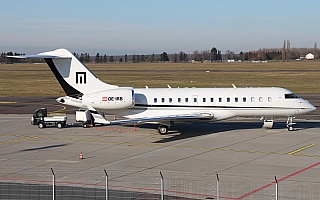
[{"xmin": 193, "ymin": 95, "xmax": 198, "ymax": 106}]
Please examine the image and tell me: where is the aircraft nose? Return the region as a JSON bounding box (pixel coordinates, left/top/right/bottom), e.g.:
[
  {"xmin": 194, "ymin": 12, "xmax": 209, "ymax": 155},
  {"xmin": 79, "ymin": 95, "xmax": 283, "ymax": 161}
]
[
  {"xmin": 306, "ymin": 102, "xmax": 316, "ymax": 112},
  {"xmin": 310, "ymin": 104, "xmax": 316, "ymax": 111}
]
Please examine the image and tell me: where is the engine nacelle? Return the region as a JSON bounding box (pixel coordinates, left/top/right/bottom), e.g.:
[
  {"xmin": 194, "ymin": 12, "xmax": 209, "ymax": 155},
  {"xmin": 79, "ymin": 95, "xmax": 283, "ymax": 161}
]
[{"xmin": 82, "ymin": 88, "xmax": 135, "ymax": 109}]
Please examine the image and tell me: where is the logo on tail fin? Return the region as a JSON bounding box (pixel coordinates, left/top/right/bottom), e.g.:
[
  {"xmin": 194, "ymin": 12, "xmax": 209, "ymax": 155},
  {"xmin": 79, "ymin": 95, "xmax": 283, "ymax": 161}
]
[{"xmin": 76, "ymin": 72, "xmax": 86, "ymax": 84}]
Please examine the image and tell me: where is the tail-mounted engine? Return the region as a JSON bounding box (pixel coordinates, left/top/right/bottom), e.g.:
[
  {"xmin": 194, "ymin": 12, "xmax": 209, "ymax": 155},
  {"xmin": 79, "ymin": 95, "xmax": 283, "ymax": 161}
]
[{"xmin": 82, "ymin": 88, "xmax": 135, "ymax": 109}]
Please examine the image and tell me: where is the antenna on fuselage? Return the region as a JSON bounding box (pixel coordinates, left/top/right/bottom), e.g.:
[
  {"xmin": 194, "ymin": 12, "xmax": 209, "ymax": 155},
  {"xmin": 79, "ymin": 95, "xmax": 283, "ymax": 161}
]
[{"xmin": 232, "ymin": 84, "xmax": 237, "ymax": 88}]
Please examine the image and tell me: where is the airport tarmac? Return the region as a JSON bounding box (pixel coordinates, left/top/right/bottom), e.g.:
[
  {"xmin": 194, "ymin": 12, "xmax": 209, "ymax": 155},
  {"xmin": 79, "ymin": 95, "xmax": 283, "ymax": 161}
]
[{"xmin": 0, "ymin": 96, "xmax": 320, "ymax": 199}]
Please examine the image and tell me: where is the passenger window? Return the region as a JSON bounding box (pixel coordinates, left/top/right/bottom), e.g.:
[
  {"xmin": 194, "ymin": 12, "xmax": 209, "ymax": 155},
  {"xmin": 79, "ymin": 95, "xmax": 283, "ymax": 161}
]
[
  {"xmin": 185, "ymin": 98, "xmax": 188, "ymax": 103},
  {"xmin": 243, "ymin": 97, "xmax": 246, "ymax": 102},
  {"xmin": 235, "ymin": 97, "xmax": 238, "ymax": 102},
  {"xmin": 259, "ymin": 97, "xmax": 263, "ymax": 102},
  {"xmin": 268, "ymin": 97, "xmax": 272, "ymax": 102},
  {"xmin": 227, "ymin": 97, "xmax": 230, "ymax": 102},
  {"xmin": 251, "ymin": 97, "xmax": 255, "ymax": 102},
  {"xmin": 203, "ymin": 98, "xmax": 206, "ymax": 103},
  {"xmin": 178, "ymin": 98, "xmax": 181, "ymax": 103},
  {"xmin": 169, "ymin": 98, "xmax": 172, "ymax": 103},
  {"xmin": 194, "ymin": 98, "xmax": 197, "ymax": 103},
  {"xmin": 219, "ymin": 97, "xmax": 222, "ymax": 102},
  {"xmin": 162, "ymin": 98, "xmax": 165, "ymax": 103},
  {"xmin": 154, "ymin": 98, "xmax": 157, "ymax": 103},
  {"xmin": 210, "ymin": 98, "xmax": 214, "ymax": 102}
]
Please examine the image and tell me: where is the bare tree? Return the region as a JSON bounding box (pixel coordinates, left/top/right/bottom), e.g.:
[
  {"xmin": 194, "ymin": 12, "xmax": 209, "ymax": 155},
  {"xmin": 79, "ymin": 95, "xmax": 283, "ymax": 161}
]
[
  {"xmin": 201, "ymin": 50, "xmax": 210, "ymax": 61},
  {"xmin": 192, "ymin": 50, "xmax": 202, "ymax": 61},
  {"xmin": 286, "ymin": 40, "xmax": 290, "ymax": 61},
  {"xmin": 225, "ymin": 50, "xmax": 235, "ymax": 60},
  {"xmin": 314, "ymin": 42, "xmax": 318, "ymax": 58},
  {"xmin": 282, "ymin": 40, "xmax": 286, "ymax": 61}
]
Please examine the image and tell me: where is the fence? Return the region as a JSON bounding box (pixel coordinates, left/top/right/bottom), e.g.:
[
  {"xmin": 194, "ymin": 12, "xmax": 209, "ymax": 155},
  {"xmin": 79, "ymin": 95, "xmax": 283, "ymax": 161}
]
[{"xmin": 1, "ymin": 169, "xmax": 320, "ymax": 199}]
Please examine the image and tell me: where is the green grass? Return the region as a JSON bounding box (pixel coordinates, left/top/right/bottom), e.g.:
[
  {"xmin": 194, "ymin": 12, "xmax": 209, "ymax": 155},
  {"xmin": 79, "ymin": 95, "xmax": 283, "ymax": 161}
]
[{"xmin": 1, "ymin": 61, "xmax": 320, "ymax": 96}]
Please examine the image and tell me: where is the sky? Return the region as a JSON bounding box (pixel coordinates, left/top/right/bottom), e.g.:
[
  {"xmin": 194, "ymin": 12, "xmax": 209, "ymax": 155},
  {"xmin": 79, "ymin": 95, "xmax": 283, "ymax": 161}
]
[{"xmin": 1, "ymin": 0, "xmax": 319, "ymax": 55}]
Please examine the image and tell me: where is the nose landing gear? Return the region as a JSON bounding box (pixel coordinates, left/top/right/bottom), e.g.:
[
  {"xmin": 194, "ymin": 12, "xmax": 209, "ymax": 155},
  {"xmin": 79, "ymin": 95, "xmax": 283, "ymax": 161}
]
[{"xmin": 286, "ymin": 116, "xmax": 296, "ymax": 131}]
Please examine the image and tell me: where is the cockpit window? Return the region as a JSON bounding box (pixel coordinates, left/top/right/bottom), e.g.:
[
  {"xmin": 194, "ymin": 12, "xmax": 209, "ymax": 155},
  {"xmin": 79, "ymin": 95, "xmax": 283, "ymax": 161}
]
[{"xmin": 285, "ymin": 93, "xmax": 300, "ymax": 99}]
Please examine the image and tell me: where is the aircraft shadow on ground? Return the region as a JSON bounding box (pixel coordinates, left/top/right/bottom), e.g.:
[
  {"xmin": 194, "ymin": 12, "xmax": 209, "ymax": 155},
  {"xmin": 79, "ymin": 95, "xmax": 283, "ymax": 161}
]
[
  {"xmin": 135, "ymin": 121, "xmax": 320, "ymax": 143},
  {"xmin": 20, "ymin": 144, "xmax": 68, "ymax": 152}
]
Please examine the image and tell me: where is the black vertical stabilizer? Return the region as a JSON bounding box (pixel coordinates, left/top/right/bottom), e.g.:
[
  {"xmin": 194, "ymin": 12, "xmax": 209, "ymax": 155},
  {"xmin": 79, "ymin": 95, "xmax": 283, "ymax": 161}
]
[{"xmin": 44, "ymin": 58, "xmax": 82, "ymax": 98}]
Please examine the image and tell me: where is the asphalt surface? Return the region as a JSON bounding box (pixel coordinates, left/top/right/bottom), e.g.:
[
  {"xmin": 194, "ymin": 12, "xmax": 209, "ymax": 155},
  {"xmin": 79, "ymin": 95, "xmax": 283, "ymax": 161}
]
[
  {"xmin": 0, "ymin": 95, "xmax": 320, "ymax": 199},
  {"xmin": 0, "ymin": 96, "xmax": 77, "ymax": 115}
]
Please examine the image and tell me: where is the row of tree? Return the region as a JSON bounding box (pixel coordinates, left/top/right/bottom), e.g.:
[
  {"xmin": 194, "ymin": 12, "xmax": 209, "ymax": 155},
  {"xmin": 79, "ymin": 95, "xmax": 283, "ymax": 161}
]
[
  {"xmin": 87, "ymin": 51, "xmax": 185, "ymax": 63},
  {"xmin": 0, "ymin": 52, "xmax": 25, "ymax": 64},
  {"xmin": 1, "ymin": 46, "xmax": 319, "ymax": 64}
]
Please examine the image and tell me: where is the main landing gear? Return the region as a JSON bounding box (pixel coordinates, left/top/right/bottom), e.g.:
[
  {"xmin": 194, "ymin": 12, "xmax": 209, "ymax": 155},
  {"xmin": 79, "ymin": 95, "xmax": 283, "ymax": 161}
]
[
  {"xmin": 286, "ymin": 116, "xmax": 296, "ymax": 131},
  {"xmin": 158, "ymin": 125, "xmax": 169, "ymax": 135},
  {"xmin": 262, "ymin": 117, "xmax": 274, "ymax": 129}
]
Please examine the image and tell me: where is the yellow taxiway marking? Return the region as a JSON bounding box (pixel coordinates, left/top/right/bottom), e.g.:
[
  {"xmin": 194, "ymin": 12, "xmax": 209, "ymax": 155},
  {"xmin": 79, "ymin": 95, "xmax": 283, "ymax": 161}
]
[
  {"xmin": 32, "ymin": 135, "xmax": 320, "ymax": 158},
  {"xmin": 48, "ymin": 105, "xmax": 67, "ymax": 115},
  {"xmin": 0, "ymin": 101, "xmax": 17, "ymax": 104},
  {"xmin": 288, "ymin": 144, "xmax": 316, "ymax": 155},
  {"xmin": 0, "ymin": 136, "xmax": 39, "ymax": 144},
  {"xmin": 1, "ymin": 133, "xmax": 319, "ymax": 158}
]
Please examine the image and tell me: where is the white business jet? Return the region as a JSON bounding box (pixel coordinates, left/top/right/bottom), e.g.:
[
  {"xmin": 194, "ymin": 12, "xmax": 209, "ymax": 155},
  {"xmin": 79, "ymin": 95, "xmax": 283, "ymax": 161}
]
[{"xmin": 11, "ymin": 49, "xmax": 316, "ymax": 134}]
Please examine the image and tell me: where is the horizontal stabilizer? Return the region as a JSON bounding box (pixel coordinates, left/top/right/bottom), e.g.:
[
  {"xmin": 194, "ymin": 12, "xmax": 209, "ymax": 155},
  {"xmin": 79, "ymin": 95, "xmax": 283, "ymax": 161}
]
[
  {"xmin": 7, "ymin": 48, "xmax": 118, "ymax": 96},
  {"xmin": 7, "ymin": 49, "xmax": 72, "ymax": 59},
  {"xmin": 7, "ymin": 55, "xmax": 71, "ymax": 59}
]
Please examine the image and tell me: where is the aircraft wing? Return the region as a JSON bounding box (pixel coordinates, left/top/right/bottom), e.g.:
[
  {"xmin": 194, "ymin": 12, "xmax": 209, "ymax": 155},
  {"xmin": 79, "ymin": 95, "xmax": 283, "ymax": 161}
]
[
  {"xmin": 85, "ymin": 104, "xmax": 215, "ymax": 125},
  {"xmin": 109, "ymin": 113, "xmax": 214, "ymax": 125}
]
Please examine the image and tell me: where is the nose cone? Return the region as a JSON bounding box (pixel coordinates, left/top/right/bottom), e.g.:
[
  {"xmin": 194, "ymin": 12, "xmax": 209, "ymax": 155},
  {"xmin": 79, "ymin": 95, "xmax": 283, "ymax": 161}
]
[
  {"xmin": 310, "ymin": 104, "xmax": 316, "ymax": 111},
  {"xmin": 306, "ymin": 102, "xmax": 316, "ymax": 113}
]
